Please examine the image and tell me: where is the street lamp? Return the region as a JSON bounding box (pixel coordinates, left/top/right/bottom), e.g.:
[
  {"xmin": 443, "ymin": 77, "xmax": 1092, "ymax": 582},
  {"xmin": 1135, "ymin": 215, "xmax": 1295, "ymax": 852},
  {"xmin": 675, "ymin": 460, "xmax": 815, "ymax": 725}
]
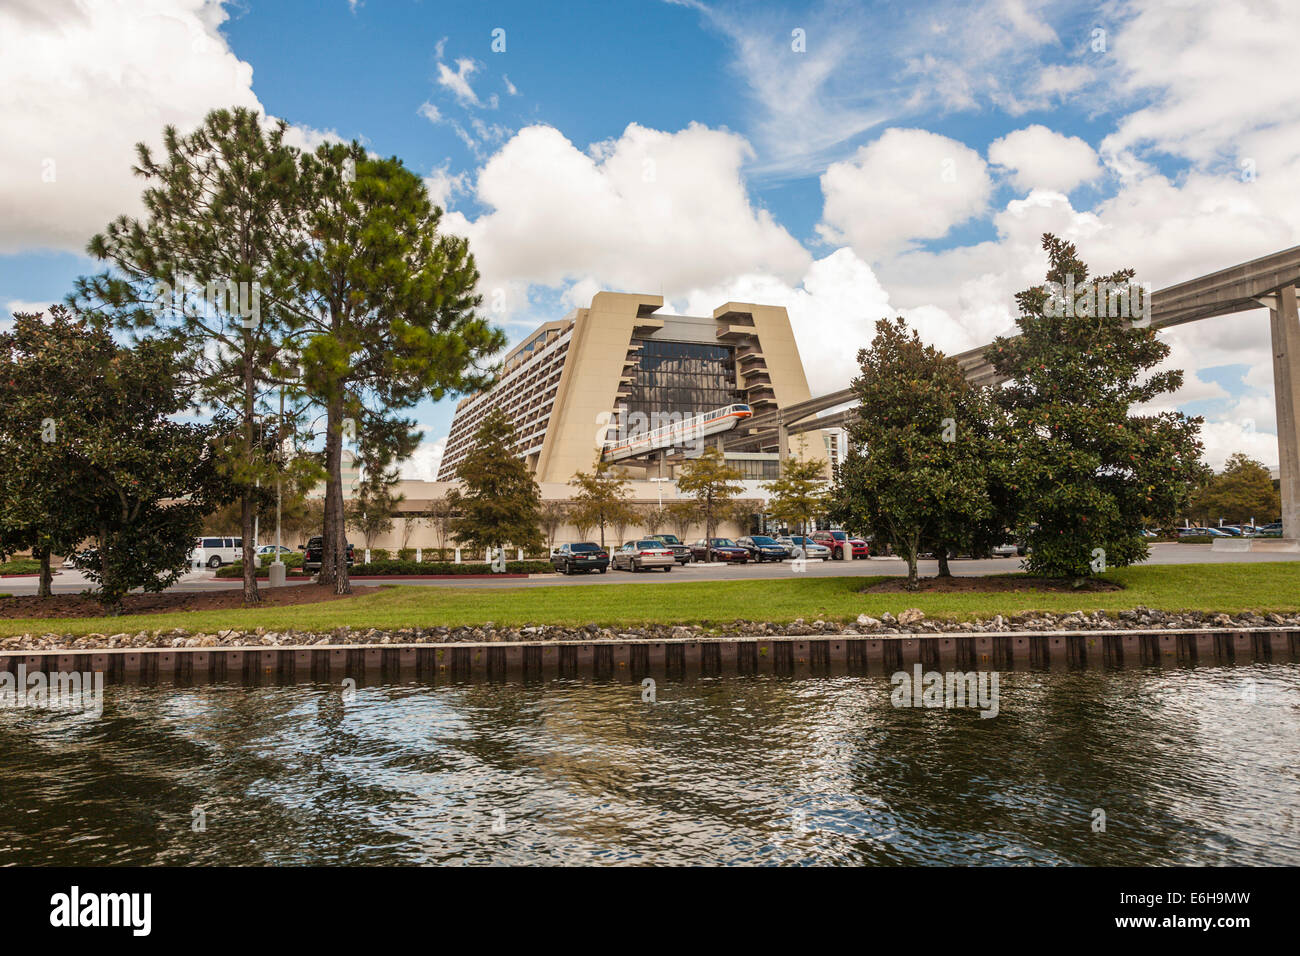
[{"xmin": 650, "ymin": 477, "xmax": 670, "ymax": 509}]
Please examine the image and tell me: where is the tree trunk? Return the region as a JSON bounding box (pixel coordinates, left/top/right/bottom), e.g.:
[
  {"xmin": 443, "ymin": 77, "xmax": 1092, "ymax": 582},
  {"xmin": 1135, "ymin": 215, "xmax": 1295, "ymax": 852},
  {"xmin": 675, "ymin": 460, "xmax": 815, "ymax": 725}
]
[
  {"xmin": 241, "ymin": 340, "xmax": 260, "ymax": 605},
  {"xmin": 907, "ymin": 552, "xmax": 919, "ymax": 590},
  {"xmin": 320, "ymin": 395, "xmax": 351, "ymax": 595},
  {"xmin": 35, "ymin": 546, "xmax": 52, "ymax": 599},
  {"xmin": 937, "ymin": 549, "xmax": 952, "ymax": 578}
]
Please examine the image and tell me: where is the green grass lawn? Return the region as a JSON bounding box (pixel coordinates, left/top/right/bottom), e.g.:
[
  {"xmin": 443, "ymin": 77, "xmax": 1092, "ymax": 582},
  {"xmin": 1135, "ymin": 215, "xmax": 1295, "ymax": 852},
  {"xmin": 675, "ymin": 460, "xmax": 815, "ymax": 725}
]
[{"xmin": 2, "ymin": 562, "xmax": 1299, "ymax": 637}]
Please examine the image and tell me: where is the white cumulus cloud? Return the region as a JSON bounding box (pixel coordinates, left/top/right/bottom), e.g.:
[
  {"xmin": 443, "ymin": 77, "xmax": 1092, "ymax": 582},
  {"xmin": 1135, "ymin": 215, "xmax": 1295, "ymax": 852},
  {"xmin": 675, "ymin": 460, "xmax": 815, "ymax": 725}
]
[
  {"xmin": 817, "ymin": 128, "xmax": 993, "ymax": 260},
  {"xmin": 989, "ymin": 125, "xmax": 1103, "ymax": 193}
]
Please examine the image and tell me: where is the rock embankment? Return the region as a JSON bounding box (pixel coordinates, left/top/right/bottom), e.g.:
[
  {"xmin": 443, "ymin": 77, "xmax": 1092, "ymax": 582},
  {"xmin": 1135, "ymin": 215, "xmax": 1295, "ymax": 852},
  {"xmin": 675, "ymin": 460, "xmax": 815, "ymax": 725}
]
[{"xmin": 1, "ymin": 607, "xmax": 1296, "ymax": 651}]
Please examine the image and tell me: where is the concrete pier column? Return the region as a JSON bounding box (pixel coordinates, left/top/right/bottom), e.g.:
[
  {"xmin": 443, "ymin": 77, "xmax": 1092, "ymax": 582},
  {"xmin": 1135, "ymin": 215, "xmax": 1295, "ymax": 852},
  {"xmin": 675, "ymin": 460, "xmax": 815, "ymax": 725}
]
[{"xmin": 1271, "ymin": 285, "xmax": 1300, "ymax": 539}]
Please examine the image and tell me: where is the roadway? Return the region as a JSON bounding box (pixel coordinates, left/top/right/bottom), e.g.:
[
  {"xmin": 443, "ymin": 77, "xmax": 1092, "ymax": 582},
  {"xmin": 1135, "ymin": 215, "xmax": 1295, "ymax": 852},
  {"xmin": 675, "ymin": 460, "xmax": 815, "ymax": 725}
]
[{"xmin": 2, "ymin": 543, "xmax": 1296, "ymax": 595}]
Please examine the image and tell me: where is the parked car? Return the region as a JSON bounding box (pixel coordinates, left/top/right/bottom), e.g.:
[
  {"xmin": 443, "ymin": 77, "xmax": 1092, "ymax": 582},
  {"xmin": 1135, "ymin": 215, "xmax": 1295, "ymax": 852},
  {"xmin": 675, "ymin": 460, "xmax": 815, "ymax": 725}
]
[
  {"xmin": 551, "ymin": 542, "xmax": 609, "ymax": 574},
  {"xmin": 776, "ymin": 535, "xmax": 830, "ymax": 561},
  {"xmin": 257, "ymin": 544, "xmax": 296, "ymax": 556},
  {"xmin": 1177, "ymin": 526, "xmax": 1210, "ymax": 538},
  {"xmin": 647, "ymin": 533, "xmax": 693, "ymax": 564},
  {"xmin": 1256, "ymin": 522, "xmax": 1284, "ymax": 538},
  {"xmin": 810, "ymin": 530, "xmax": 868, "ymax": 559},
  {"xmin": 1215, "ymin": 526, "xmax": 1245, "ymax": 536},
  {"xmin": 612, "ymin": 539, "xmax": 675, "ymax": 572},
  {"xmin": 991, "ymin": 541, "xmax": 1019, "ymax": 557},
  {"xmin": 192, "ymin": 536, "xmax": 244, "ymax": 569},
  {"xmin": 735, "ymin": 535, "xmax": 788, "ymax": 562},
  {"xmin": 302, "ymin": 536, "xmax": 356, "ymax": 572},
  {"xmin": 689, "ymin": 538, "xmax": 750, "ymax": 563}
]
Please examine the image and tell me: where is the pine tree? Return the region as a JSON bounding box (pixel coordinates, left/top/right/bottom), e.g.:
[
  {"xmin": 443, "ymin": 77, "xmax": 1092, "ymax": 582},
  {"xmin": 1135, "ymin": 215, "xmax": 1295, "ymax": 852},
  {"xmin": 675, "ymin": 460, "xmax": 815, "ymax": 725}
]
[
  {"xmin": 447, "ymin": 409, "xmax": 543, "ymax": 558},
  {"xmin": 286, "ymin": 142, "xmax": 504, "ymax": 593},
  {"xmin": 72, "ymin": 107, "xmax": 302, "ymax": 605}
]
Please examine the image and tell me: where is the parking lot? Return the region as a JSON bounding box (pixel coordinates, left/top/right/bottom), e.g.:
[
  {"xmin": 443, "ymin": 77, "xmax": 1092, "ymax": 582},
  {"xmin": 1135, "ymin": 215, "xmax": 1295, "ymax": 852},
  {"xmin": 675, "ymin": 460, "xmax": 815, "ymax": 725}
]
[{"xmin": 3, "ymin": 542, "xmax": 1298, "ymax": 596}]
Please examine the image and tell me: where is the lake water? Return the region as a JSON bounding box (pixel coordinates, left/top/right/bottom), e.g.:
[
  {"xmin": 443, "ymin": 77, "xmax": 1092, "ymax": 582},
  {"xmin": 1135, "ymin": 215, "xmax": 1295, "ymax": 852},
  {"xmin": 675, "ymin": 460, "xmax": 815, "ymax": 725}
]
[{"xmin": 1, "ymin": 662, "xmax": 1297, "ymax": 865}]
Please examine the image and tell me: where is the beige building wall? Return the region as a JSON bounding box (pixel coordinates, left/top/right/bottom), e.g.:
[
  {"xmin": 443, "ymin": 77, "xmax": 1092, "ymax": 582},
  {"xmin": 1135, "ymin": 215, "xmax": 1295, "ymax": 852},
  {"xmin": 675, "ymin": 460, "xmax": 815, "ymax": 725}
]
[
  {"xmin": 714, "ymin": 300, "xmax": 830, "ymax": 472},
  {"xmin": 342, "ymin": 478, "xmax": 782, "ymax": 556},
  {"xmin": 535, "ymin": 291, "xmax": 665, "ymax": 484}
]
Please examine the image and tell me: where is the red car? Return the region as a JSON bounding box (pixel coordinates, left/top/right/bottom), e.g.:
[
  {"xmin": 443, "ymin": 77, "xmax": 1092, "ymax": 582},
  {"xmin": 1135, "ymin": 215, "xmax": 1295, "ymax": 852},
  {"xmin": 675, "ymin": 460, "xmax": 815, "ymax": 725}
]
[
  {"xmin": 811, "ymin": 530, "xmax": 868, "ymax": 560},
  {"xmin": 689, "ymin": 538, "xmax": 750, "ymax": 563}
]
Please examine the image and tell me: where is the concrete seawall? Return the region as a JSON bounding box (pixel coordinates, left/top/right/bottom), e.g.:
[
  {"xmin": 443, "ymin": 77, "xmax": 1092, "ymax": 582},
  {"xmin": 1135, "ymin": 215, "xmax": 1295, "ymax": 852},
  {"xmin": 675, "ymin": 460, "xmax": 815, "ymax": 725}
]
[{"xmin": 1, "ymin": 627, "xmax": 1296, "ymax": 685}]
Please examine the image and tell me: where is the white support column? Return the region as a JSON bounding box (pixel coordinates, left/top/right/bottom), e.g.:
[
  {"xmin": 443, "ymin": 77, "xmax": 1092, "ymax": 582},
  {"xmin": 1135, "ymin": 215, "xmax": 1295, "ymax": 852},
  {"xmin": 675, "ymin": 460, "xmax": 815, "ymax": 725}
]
[{"xmin": 1271, "ymin": 285, "xmax": 1300, "ymax": 540}]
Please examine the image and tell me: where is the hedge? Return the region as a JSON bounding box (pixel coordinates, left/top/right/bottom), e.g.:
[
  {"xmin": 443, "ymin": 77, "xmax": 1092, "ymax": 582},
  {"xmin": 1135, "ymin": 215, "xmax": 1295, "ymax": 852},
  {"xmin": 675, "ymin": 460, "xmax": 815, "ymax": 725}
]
[
  {"xmin": 215, "ymin": 558, "xmax": 555, "ymax": 577},
  {"xmin": 349, "ymin": 560, "xmax": 553, "ymax": 576}
]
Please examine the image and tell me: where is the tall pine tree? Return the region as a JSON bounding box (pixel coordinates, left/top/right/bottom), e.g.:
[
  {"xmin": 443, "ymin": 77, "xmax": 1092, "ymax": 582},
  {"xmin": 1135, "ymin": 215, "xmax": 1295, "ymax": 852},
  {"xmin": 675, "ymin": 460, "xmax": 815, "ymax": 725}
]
[{"xmin": 286, "ymin": 142, "xmax": 503, "ymax": 593}]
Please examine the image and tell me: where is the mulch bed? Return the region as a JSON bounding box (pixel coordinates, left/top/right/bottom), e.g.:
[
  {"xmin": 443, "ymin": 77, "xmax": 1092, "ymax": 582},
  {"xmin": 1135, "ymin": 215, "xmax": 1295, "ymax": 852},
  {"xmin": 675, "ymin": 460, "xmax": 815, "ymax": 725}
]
[
  {"xmin": 862, "ymin": 575, "xmax": 1123, "ymax": 594},
  {"xmin": 0, "ymin": 585, "xmax": 381, "ymax": 619}
]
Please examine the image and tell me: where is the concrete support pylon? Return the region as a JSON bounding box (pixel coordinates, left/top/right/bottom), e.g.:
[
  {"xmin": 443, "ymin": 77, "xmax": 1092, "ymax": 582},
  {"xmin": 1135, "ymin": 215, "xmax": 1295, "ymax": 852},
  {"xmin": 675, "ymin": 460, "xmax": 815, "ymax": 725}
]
[{"xmin": 1271, "ymin": 285, "xmax": 1300, "ymax": 540}]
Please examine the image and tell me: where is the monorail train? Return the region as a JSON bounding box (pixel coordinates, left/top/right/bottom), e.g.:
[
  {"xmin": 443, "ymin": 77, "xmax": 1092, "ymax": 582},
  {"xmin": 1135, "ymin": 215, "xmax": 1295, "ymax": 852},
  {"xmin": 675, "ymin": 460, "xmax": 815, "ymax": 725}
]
[{"xmin": 600, "ymin": 403, "xmax": 753, "ymax": 461}]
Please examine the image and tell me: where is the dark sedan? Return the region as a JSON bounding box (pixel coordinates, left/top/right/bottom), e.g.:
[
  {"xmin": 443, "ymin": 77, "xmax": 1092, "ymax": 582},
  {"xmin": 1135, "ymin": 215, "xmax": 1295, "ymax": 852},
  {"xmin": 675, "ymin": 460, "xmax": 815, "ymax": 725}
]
[
  {"xmin": 551, "ymin": 542, "xmax": 609, "ymax": 574},
  {"xmin": 689, "ymin": 538, "xmax": 750, "ymax": 563},
  {"xmin": 735, "ymin": 535, "xmax": 788, "ymax": 562}
]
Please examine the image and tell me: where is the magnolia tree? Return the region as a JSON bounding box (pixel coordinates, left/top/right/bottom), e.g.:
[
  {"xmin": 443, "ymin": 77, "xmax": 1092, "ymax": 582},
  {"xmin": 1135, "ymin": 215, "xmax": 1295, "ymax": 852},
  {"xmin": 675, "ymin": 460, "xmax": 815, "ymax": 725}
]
[
  {"xmin": 991, "ymin": 235, "xmax": 1206, "ymax": 579},
  {"xmin": 832, "ymin": 317, "xmax": 1005, "ymax": 589},
  {"xmin": 0, "ymin": 307, "xmax": 229, "ymax": 609}
]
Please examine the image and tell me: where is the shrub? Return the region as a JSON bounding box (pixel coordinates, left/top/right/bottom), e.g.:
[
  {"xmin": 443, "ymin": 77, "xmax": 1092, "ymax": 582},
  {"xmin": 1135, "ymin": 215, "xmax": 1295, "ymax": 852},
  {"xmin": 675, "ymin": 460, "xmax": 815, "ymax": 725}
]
[
  {"xmin": 368, "ymin": 548, "xmax": 390, "ymax": 562},
  {"xmin": 397, "ymin": 548, "xmax": 416, "ymax": 562},
  {"xmin": 214, "ymin": 554, "xmax": 308, "ymax": 578}
]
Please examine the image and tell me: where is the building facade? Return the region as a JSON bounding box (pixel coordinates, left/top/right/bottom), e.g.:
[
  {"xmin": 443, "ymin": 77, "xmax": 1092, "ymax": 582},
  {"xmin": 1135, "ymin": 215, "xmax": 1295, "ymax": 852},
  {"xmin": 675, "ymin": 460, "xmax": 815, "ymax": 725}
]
[{"xmin": 437, "ymin": 291, "xmax": 829, "ymax": 484}]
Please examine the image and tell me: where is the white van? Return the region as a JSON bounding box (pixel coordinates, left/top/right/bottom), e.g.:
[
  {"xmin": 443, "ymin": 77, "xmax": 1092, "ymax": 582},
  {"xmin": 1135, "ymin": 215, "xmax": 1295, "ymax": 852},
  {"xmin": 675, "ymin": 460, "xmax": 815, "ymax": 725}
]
[{"xmin": 192, "ymin": 536, "xmax": 244, "ymax": 569}]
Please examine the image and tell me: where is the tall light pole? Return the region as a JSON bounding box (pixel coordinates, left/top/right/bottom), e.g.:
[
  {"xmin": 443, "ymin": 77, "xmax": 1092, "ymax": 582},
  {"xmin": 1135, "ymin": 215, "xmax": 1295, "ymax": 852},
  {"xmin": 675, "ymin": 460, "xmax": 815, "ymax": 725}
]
[
  {"xmin": 268, "ymin": 389, "xmax": 287, "ymax": 587},
  {"xmin": 650, "ymin": 476, "xmax": 669, "ymax": 509}
]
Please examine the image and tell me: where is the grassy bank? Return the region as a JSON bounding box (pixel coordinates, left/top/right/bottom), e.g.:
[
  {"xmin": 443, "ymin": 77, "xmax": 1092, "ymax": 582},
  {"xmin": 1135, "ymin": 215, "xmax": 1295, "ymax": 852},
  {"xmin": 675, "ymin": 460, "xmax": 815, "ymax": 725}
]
[{"xmin": 1, "ymin": 562, "xmax": 1298, "ymax": 638}]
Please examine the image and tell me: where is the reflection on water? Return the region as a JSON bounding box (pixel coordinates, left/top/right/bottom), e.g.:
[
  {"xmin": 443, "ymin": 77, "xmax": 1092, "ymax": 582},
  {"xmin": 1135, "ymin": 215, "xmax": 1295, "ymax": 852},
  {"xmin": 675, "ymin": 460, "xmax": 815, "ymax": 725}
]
[{"xmin": 1, "ymin": 663, "xmax": 1297, "ymax": 865}]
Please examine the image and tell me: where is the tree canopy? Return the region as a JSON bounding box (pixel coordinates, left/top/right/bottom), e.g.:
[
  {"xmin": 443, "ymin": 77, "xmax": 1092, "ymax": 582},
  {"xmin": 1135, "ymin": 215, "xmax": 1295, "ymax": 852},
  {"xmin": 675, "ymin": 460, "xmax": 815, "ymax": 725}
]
[
  {"xmin": 675, "ymin": 447, "xmax": 744, "ymax": 554},
  {"xmin": 1189, "ymin": 453, "xmax": 1279, "ymax": 526}
]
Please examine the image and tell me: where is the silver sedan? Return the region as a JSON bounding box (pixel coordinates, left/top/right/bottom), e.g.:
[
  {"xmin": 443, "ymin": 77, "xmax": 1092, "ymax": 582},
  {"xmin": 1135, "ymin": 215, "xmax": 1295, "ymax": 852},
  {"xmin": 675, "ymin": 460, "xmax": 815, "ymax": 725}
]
[{"xmin": 611, "ymin": 540, "xmax": 676, "ymax": 572}]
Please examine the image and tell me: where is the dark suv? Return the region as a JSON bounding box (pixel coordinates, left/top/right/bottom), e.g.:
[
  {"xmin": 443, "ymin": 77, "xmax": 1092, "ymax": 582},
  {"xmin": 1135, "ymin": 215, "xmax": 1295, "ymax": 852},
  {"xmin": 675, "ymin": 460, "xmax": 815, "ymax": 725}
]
[
  {"xmin": 648, "ymin": 533, "xmax": 693, "ymax": 564},
  {"xmin": 303, "ymin": 536, "xmax": 356, "ymax": 572}
]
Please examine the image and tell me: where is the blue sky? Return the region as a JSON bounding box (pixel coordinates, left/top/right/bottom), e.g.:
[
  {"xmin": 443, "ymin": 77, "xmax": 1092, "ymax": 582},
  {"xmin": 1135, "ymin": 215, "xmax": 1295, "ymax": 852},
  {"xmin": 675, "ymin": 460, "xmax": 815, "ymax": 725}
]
[{"xmin": 3, "ymin": 0, "xmax": 1297, "ymax": 473}]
